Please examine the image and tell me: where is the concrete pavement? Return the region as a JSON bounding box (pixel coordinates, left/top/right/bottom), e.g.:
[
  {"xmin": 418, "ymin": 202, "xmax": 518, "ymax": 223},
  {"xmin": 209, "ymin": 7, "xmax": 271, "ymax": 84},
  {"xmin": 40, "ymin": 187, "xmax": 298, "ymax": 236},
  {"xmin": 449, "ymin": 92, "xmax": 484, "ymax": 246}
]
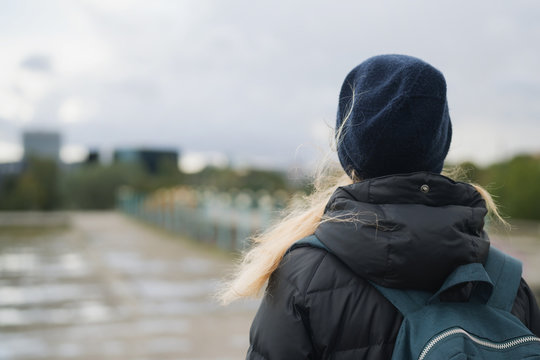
[
  {"xmin": 0, "ymin": 212, "xmax": 538, "ymax": 360},
  {"xmin": 0, "ymin": 211, "xmax": 258, "ymax": 360}
]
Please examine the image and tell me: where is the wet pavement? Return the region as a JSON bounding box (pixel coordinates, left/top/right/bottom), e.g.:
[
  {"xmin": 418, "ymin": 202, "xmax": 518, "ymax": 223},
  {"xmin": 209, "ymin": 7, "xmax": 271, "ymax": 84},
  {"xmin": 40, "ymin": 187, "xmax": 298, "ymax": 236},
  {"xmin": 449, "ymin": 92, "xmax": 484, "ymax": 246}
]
[
  {"xmin": 490, "ymin": 228, "xmax": 540, "ymax": 296},
  {"xmin": 0, "ymin": 212, "xmax": 539, "ymax": 360},
  {"xmin": 0, "ymin": 212, "xmax": 258, "ymax": 360}
]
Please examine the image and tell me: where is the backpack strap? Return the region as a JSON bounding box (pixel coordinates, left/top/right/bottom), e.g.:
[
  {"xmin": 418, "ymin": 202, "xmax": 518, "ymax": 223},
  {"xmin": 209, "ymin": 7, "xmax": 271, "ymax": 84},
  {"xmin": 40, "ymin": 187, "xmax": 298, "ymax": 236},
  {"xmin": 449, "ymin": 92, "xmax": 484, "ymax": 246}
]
[
  {"xmin": 372, "ymin": 246, "xmax": 523, "ymax": 316},
  {"xmin": 427, "ymin": 262, "xmax": 494, "ymax": 305},
  {"xmin": 288, "ymin": 234, "xmax": 329, "ymax": 253},
  {"xmin": 484, "ymin": 246, "xmax": 523, "ymax": 312},
  {"xmin": 369, "ymin": 284, "xmax": 431, "ymax": 316}
]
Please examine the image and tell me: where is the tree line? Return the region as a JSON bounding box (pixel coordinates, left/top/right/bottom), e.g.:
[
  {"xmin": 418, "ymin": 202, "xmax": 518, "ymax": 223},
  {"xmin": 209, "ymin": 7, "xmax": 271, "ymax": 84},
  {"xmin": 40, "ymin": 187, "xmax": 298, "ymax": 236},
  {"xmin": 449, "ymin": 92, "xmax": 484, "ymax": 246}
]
[{"xmin": 0, "ymin": 154, "xmax": 539, "ymax": 220}]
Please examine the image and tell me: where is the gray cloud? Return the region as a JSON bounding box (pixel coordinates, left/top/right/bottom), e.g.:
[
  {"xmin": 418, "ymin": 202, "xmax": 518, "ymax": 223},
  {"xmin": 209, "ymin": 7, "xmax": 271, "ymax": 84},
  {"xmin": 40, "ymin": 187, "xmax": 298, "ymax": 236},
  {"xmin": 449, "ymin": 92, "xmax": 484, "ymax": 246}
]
[
  {"xmin": 20, "ymin": 54, "xmax": 52, "ymax": 73},
  {"xmin": 3, "ymin": 0, "xmax": 540, "ymax": 167}
]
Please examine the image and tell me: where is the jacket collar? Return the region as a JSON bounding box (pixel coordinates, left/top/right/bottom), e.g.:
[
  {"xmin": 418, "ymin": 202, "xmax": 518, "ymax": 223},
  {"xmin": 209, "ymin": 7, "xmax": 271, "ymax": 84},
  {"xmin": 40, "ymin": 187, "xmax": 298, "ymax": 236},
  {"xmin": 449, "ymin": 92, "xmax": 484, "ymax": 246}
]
[{"xmin": 315, "ymin": 171, "xmax": 490, "ymax": 291}]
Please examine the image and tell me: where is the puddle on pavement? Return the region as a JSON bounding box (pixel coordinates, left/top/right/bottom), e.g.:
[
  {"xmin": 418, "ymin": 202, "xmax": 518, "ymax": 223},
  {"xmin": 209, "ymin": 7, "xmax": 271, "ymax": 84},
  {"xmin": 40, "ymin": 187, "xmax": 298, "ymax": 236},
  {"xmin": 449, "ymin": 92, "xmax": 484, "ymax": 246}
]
[
  {"xmin": 140, "ymin": 337, "xmax": 192, "ymax": 354},
  {"xmin": 104, "ymin": 251, "xmax": 217, "ymax": 276},
  {"xmin": 0, "ymin": 214, "xmax": 255, "ymax": 359},
  {"xmin": 0, "ymin": 283, "xmax": 103, "ymax": 306},
  {"xmin": 0, "ymin": 302, "xmax": 114, "ymax": 327},
  {"xmin": 133, "ymin": 278, "xmax": 219, "ymax": 299},
  {"xmin": 178, "ymin": 257, "xmax": 216, "ymax": 274},
  {"xmin": 104, "ymin": 251, "xmax": 168, "ymax": 275},
  {"xmin": 0, "ymin": 252, "xmax": 38, "ymax": 273},
  {"xmin": 0, "ymin": 337, "xmax": 50, "ymax": 359},
  {"xmin": 59, "ymin": 253, "xmax": 89, "ymax": 275}
]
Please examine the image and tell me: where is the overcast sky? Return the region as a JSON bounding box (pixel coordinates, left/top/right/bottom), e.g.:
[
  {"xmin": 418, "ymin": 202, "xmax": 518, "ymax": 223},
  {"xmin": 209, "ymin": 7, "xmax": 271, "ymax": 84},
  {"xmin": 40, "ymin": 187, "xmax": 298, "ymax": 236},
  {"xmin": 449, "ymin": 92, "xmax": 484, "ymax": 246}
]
[{"xmin": 1, "ymin": 0, "xmax": 539, "ymax": 171}]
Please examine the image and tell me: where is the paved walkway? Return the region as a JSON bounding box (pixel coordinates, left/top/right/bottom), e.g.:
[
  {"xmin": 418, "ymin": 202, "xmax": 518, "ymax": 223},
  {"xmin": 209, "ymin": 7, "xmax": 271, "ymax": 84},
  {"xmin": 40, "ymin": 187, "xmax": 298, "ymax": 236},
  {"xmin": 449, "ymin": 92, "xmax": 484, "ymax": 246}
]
[
  {"xmin": 0, "ymin": 212, "xmax": 258, "ymax": 360},
  {"xmin": 491, "ymin": 229, "xmax": 540, "ymax": 295},
  {"xmin": 0, "ymin": 212, "xmax": 538, "ymax": 360}
]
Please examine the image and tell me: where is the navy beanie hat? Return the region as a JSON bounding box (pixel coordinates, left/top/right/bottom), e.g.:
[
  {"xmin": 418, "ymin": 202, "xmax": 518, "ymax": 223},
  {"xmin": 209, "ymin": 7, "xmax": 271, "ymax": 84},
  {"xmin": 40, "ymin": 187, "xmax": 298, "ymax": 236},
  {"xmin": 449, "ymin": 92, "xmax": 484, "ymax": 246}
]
[{"xmin": 336, "ymin": 54, "xmax": 452, "ymax": 179}]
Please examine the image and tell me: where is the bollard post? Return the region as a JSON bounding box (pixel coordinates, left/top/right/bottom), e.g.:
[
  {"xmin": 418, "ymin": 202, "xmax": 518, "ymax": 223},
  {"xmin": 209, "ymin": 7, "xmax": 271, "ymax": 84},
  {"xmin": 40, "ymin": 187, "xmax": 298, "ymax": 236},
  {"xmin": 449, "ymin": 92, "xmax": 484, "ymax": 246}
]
[
  {"xmin": 216, "ymin": 193, "xmax": 233, "ymax": 250},
  {"xmin": 234, "ymin": 191, "xmax": 254, "ymax": 251}
]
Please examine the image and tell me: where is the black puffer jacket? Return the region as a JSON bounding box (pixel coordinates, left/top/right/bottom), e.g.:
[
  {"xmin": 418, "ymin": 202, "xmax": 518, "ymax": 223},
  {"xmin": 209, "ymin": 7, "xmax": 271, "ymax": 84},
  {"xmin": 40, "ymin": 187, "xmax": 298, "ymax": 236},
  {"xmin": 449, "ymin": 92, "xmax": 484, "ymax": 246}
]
[{"xmin": 247, "ymin": 172, "xmax": 540, "ymax": 359}]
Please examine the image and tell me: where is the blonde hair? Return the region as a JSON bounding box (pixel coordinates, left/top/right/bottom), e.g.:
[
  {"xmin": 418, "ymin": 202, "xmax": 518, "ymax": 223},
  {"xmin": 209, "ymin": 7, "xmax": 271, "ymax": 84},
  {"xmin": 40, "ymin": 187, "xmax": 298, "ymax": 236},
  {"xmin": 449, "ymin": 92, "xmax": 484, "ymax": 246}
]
[
  {"xmin": 218, "ymin": 88, "xmax": 359, "ymax": 305},
  {"xmin": 218, "ymin": 90, "xmax": 506, "ymax": 305}
]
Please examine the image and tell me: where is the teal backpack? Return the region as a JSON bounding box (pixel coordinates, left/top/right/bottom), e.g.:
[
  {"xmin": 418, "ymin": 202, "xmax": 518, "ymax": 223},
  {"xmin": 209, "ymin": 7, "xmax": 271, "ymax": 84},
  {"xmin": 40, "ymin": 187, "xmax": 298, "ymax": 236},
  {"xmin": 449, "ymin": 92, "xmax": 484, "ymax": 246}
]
[{"xmin": 292, "ymin": 235, "xmax": 540, "ymax": 359}]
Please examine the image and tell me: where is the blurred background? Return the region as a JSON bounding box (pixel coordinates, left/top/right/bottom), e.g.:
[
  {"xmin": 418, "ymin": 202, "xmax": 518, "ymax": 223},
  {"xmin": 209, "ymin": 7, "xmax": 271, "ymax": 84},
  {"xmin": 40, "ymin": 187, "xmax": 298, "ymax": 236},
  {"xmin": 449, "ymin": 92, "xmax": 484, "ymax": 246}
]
[{"xmin": 1, "ymin": 0, "xmax": 540, "ymax": 359}]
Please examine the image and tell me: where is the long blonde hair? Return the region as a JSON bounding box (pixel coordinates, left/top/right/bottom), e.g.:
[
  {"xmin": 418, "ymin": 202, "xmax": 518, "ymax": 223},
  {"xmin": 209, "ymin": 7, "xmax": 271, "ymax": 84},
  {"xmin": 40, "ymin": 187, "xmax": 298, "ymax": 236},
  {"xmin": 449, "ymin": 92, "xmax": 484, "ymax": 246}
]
[{"xmin": 218, "ymin": 90, "xmax": 506, "ymax": 305}]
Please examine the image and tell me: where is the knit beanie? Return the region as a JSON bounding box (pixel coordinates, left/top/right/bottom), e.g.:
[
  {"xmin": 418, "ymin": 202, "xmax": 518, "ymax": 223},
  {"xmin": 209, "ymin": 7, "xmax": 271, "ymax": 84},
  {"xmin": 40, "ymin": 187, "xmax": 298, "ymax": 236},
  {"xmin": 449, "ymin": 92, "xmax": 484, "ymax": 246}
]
[{"xmin": 336, "ymin": 54, "xmax": 452, "ymax": 179}]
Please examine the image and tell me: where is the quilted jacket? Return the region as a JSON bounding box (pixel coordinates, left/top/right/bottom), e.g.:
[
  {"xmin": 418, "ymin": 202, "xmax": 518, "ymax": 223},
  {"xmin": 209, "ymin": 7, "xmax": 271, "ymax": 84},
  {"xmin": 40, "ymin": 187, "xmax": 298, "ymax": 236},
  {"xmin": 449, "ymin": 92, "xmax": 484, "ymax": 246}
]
[{"xmin": 247, "ymin": 172, "xmax": 540, "ymax": 359}]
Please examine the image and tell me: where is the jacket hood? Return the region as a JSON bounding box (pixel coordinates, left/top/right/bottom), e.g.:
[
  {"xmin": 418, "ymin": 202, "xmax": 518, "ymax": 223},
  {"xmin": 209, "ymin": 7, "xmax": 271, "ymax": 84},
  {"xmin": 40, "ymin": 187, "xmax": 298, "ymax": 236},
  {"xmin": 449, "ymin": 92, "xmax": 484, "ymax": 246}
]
[{"xmin": 314, "ymin": 171, "xmax": 490, "ymax": 291}]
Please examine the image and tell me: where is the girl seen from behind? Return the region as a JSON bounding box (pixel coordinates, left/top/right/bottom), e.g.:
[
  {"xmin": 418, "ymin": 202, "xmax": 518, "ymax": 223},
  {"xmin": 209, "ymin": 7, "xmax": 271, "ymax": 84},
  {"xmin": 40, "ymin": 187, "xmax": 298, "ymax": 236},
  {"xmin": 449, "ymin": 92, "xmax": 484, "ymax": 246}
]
[{"xmin": 221, "ymin": 54, "xmax": 540, "ymax": 359}]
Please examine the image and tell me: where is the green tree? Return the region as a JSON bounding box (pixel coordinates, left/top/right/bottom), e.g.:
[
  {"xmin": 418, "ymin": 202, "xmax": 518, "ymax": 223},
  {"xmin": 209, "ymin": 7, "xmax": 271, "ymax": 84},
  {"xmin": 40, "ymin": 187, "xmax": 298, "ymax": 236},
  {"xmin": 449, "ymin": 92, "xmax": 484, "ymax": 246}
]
[
  {"xmin": 0, "ymin": 157, "xmax": 61, "ymax": 210},
  {"xmin": 62, "ymin": 163, "xmax": 145, "ymax": 209},
  {"xmin": 485, "ymin": 155, "xmax": 540, "ymax": 220}
]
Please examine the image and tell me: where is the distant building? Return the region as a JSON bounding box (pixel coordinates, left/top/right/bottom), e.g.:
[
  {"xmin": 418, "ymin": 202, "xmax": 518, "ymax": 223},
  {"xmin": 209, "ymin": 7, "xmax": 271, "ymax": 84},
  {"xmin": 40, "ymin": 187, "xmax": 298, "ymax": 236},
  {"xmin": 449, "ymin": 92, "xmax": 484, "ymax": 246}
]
[
  {"xmin": 23, "ymin": 131, "xmax": 61, "ymax": 162},
  {"xmin": 85, "ymin": 149, "xmax": 100, "ymax": 165},
  {"xmin": 113, "ymin": 148, "xmax": 180, "ymax": 174},
  {"xmin": 1, "ymin": 131, "xmax": 61, "ymax": 182}
]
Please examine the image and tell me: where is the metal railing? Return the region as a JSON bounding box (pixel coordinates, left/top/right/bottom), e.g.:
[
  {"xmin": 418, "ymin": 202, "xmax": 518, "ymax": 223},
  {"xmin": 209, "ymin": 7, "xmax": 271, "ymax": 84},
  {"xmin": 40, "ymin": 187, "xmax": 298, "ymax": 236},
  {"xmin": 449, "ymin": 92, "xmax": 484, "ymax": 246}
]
[{"xmin": 116, "ymin": 186, "xmax": 293, "ymax": 251}]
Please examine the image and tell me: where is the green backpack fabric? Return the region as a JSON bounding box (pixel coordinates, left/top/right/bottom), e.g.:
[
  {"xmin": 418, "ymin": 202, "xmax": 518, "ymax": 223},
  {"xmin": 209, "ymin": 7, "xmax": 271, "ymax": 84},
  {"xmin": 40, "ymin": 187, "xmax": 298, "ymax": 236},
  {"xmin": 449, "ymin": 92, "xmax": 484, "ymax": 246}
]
[{"xmin": 291, "ymin": 235, "xmax": 540, "ymax": 359}]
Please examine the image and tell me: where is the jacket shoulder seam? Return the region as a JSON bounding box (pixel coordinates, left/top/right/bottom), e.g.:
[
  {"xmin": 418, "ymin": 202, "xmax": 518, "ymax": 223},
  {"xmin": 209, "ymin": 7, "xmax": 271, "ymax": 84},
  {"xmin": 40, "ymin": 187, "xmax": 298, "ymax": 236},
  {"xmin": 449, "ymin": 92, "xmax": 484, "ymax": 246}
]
[
  {"xmin": 247, "ymin": 346, "xmax": 268, "ymax": 359},
  {"xmin": 306, "ymin": 281, "xmax": 371, "ymax": 296},
  {"xmin": 277, "ymin": 248, "xmax": 327, "ymax": 295},
  {"xmin": 302, "ymin": 250, "xmax": 328, "ymax": 298}
]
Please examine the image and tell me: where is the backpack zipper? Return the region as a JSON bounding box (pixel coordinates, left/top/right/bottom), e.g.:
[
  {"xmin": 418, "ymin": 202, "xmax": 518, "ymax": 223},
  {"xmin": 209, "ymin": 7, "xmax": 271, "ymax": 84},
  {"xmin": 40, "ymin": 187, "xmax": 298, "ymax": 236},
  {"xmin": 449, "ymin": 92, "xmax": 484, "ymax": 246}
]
[{"xmin": 418, "ymin": 327, "xmax": 540, "ymax": 360}]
